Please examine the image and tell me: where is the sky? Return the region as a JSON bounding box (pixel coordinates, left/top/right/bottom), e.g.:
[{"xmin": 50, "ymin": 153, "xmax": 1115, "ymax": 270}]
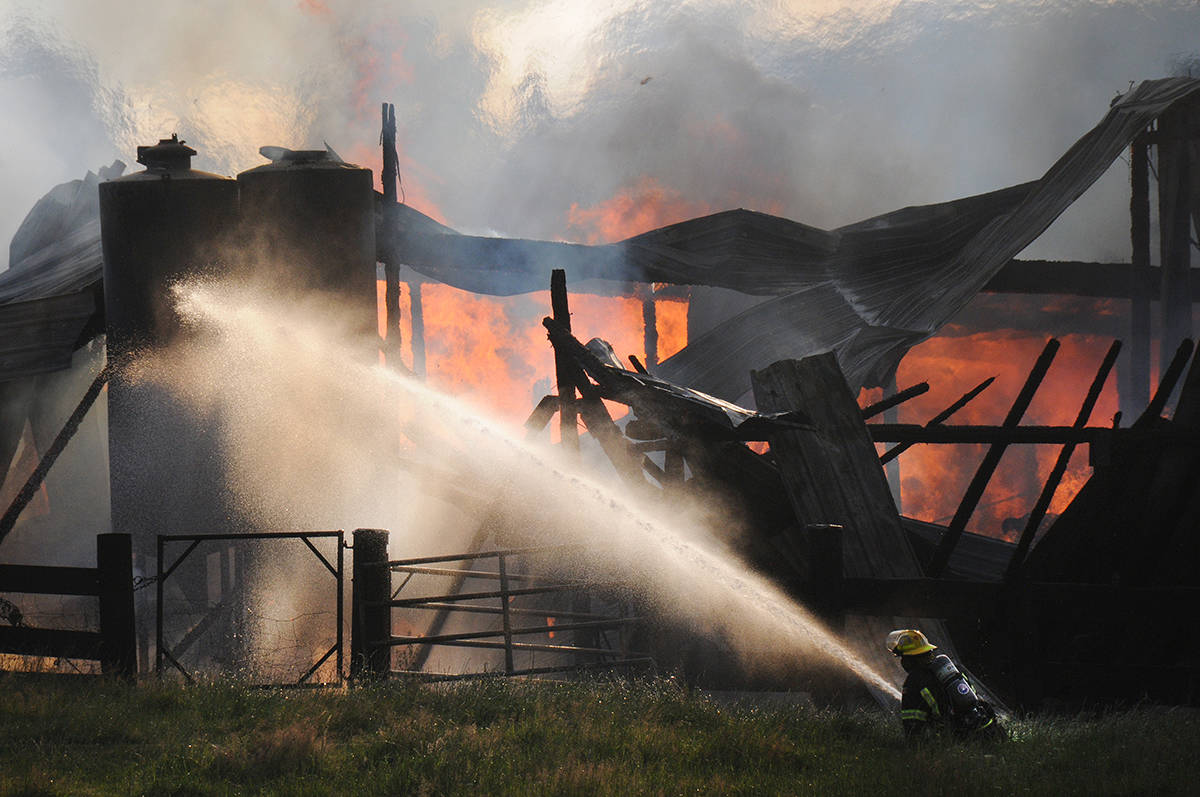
[{"xmin": 1, "ymin": 0, "xmax": 1198, "ymax": 270}]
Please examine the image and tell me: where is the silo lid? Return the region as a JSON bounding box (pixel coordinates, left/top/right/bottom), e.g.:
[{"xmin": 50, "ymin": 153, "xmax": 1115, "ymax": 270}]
[{"xmin": 136, "ymin": 134, "xmax": 196, "ymax": 171}]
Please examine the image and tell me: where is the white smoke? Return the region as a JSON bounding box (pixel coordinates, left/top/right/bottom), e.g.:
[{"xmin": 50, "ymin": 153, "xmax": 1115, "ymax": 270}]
[{"xmin": 2, "ymin": 0, "xmax": 1198, "ymax": 268}]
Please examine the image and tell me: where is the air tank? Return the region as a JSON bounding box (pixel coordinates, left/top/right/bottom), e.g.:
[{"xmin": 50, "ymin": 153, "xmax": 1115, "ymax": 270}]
[
  {"xmin": 99, "ymin": 136, "xmax": 239, "ymax": 555},
  {"xmin": 236, "ymin": 149, "xmax": 376, "ymax": 335}
]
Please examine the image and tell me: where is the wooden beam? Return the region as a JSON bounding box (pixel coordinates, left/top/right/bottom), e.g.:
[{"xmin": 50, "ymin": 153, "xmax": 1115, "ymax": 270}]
[
  {"xmin": 1158, "ymin": 106, "xmax": 1194, "ymax": 376},
  {"xmin": 524, "ymin": 395, "xmax": 559, "ymax": 438},
  {"xmin": 751, "ymin": 354, "xmax": 917, "ymax": 580},
  {"xmin": 927, "ymin": 340, "xmax": 1059, "ymax": 577},
  {"xmin": 550, "ymin": 269, "xmax": 579, "ymax": 455},
  {"xmin": 0, "ymin": 627, "xmax": 104, "ymax": 659},
  {"xmin": 879, "ymin": 377, "xmax": 994, "ymax": 464},
  {"xmin": 860, "ymin": 382, "xmax": 929, "ymax": 421},
  {"xmin": 410, "ymin": 281, "xmax": 426, "ymax": 377},
  {"xmin": 380, "ymin": 102, "xmax": 402, "ymax": 360},
  {"xmin": 0, "ymin": 364, "xmax": 108, "ymax": 548},
  {"xmin": 1134, "ymin": 339, "xmax": 1195, "ymax": 427},
  {"xmin": 1005, "ymin": 340, "xmax": 1121, "ymax": 582},
  {"xmin": 0, "ymin": 564, "xmax": 99, "ymax": 596},
  {"xmin": 1126, "ymin": 139, "xmax": 1153, "ymax": 416},
  {"xmin": 641, "ymin": 287, "xmax": 658, "ymax": 370}
]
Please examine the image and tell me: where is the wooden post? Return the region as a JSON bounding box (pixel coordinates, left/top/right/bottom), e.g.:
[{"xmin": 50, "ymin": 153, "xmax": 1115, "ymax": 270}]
[
  {"xmin": 642, "ymin": 286, "xmax": 658, "ymax": 370},
  {"xmin": 550, "ymin": 270, "xmax": 579, "ymax": 454},
  {"xmin": 410, "ymin": 280, "xmax": 426, "ymax": 378},
  {"xmin": 351, "ymin": 528, "xmax": 391, "ymax": 680},
  {"xmin": 97, "ymin": 533, "xmax": 136, "ymax": 679},
  {"xmin": 1126, "ymin": 138, "xmax": 1152, "ymax": 417},
  {"xmin": 380, "ymin": 103, "xmax": 402, "ymax": 362},
  {"xmin": 497, "ymin": 553, "xmax": 515, "ymax": 674},
  {"xmin": 806, "ymin": 524, "xmax": 844, "ymax": 631},
  {"xmin": 1158, "ymin": 108, "xmax": 1193, "ymax": 379}
]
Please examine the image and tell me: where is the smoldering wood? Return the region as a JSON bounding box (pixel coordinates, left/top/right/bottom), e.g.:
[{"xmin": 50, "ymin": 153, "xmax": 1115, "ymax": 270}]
[
  {"xmin": 926, "ymin": 339, "xmax": 1059, "ymax": 577},
  {"xmin": 859, "ymin": 382, "xmax": 929, "ymax": 421}
]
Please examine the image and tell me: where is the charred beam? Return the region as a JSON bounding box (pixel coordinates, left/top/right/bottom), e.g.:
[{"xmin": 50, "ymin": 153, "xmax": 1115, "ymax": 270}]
[
  {"xmin": 927, "ymin": 339, "xmax": 1059, "ymax": 577},
  {"xmin": 1005, "ymin": 340, "xmax": 1121, "ymax": 582},
  {"xmin": 878, "ymin": 377, "xmax": 995, "ymax": 464},
  {"xmin": 550, "ymin": 269, "xmax": 579, "ymax": 455},
  {"xmin": 1127, "ymin": 139, "xmax": 1153, "ymax": 415},
  {"xmin": 1134, "ymin": 339, "xmax": 1195, "ymax": 427},
  {"xmin": 860, "ymin": 382, "xmax": 929, "ymax": 421}
]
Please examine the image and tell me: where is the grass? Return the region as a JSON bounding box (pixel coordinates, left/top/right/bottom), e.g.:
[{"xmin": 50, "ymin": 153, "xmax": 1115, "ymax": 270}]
[{"xmin": 0, "ymin": 673, "xmax": 1197, "ymax": 796}]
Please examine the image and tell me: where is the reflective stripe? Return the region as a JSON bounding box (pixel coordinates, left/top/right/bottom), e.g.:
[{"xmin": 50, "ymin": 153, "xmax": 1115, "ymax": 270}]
[
  {"xmin": 920, "ymin": 687, "xmax": 941, "ymax": 716},
  {"xmin": 901, "ymin": 709, "xmax": 928, "ymax": 721}
]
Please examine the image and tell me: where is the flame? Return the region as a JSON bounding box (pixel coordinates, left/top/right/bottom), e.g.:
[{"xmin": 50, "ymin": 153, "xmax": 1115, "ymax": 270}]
[
  {"xmin": 890, "ymin": 329, "xmax": 1119, "ymax": 540},
  {"xmin": 546, "ymin": 616, "xmax": 556, "ymax": 639},
  {"xmin": 656, "ymin": 295, "xmax": 688, "ymax": 361},
  {"xmin": 567, "ymin": 176, "xmax": 713, "ymax": 244}
]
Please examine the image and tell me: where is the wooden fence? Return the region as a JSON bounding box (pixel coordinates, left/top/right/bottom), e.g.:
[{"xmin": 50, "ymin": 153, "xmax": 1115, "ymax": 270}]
[{"xmin": 0, "ymin": 533, "xmax": 136, "ymax": 677}]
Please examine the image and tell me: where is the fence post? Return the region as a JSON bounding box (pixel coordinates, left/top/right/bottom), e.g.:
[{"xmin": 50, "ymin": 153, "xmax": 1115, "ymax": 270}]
[
  {"xmin": 497, "ymin": 554, "xmax": 514, "ymax": 674},
  {"xmin": 351, "ymin": 528, "xmax": 390, "ymax": 680},
  {"xmin": 98, "ymin": 533, "xmax": 137, "ymax": 679},
  {"xmin": 806, "ymin": 524, "xmax": 844, "ymax": 631}
]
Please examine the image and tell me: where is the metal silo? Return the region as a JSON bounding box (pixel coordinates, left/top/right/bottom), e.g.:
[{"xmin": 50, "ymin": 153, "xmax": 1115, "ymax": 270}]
[
  {"xmin": 100, "ymin": 135, "xmax": 238, "ymax": 352},
  {"xmin": 236, "ymin": 149, "xmax": 376, "ymax": 336},
  {"xmin": 99, "ymin": 136, "xmax": 239, "ymax": 559}
]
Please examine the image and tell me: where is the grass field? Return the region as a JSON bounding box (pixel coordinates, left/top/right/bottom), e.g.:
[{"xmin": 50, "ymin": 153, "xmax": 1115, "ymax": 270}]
[{"xmin": 1, "ymin": 673, "xmax": 1197, "ymax": 796}]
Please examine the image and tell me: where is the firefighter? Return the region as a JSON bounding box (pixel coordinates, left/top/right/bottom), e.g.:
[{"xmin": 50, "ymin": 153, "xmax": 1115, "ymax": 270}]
[{"xmin": 886, "ymin": 629, "xmax": 1003, "ymax": 741}]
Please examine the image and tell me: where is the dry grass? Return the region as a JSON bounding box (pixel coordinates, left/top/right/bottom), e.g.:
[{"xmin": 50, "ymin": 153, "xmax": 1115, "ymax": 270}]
[{"xmin": 0, "ymin": 673, "xmax": 1197, "ymax": 796}]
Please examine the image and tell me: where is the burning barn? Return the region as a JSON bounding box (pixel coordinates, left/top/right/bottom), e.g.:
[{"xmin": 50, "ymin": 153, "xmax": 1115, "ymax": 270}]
[{"xmin": 0, "ymin": 76, "xmax": 1198, "ymax": 706}]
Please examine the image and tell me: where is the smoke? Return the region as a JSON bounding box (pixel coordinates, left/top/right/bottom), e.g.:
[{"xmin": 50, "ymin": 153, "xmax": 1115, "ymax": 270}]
[
  {"xmin": 3, "ymin": 1, "xmax": 1199, "ymax": 269},
  {"xmin": 126, "ymin": 276, "xmax": 900, "ymax": 695}
]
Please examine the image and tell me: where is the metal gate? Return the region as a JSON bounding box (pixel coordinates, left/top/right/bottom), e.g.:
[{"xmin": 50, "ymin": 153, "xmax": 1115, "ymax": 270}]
[
  {"xmin": 355, "ymin": 537, "xmax": 652, "ymax": 681},
  {"xmin": 156, "ymin": 531, "xmax": 344, "ymax": 684}
]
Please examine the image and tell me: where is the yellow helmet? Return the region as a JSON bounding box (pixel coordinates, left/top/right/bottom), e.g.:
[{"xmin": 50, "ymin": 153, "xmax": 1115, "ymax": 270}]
[{"xmin": 886, "ymin": 629, "xmax": 936, "ymax": 657}]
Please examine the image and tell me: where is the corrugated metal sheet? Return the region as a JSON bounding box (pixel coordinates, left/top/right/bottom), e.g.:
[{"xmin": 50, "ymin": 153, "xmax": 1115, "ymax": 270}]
[
  {"xmin": 384, "ymin": 77, "xmax": 1200, "ymax": 396},
  {"xmin": 0, "ymin": 168, "xmax": 109, "ymax": 383}
]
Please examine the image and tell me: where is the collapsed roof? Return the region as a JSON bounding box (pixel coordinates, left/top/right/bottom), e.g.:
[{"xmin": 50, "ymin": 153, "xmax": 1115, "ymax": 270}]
[
  {"xmin": 3, "ymin": 77, "xmax": 1199, "ymax": 394},
  {"xmin": 383, "ymin": 76, "xmax": 1200, "ymax": 395}
]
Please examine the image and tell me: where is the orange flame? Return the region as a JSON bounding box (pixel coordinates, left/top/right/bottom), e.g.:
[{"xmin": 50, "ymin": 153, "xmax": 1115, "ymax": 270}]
[
  {"xmin": 567, "ymin": 176, "xmax": 713, "ymax": 244},
  {"xmin": 889, "ymin": 329, "xmax": 1119, "ymax": 540}
]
